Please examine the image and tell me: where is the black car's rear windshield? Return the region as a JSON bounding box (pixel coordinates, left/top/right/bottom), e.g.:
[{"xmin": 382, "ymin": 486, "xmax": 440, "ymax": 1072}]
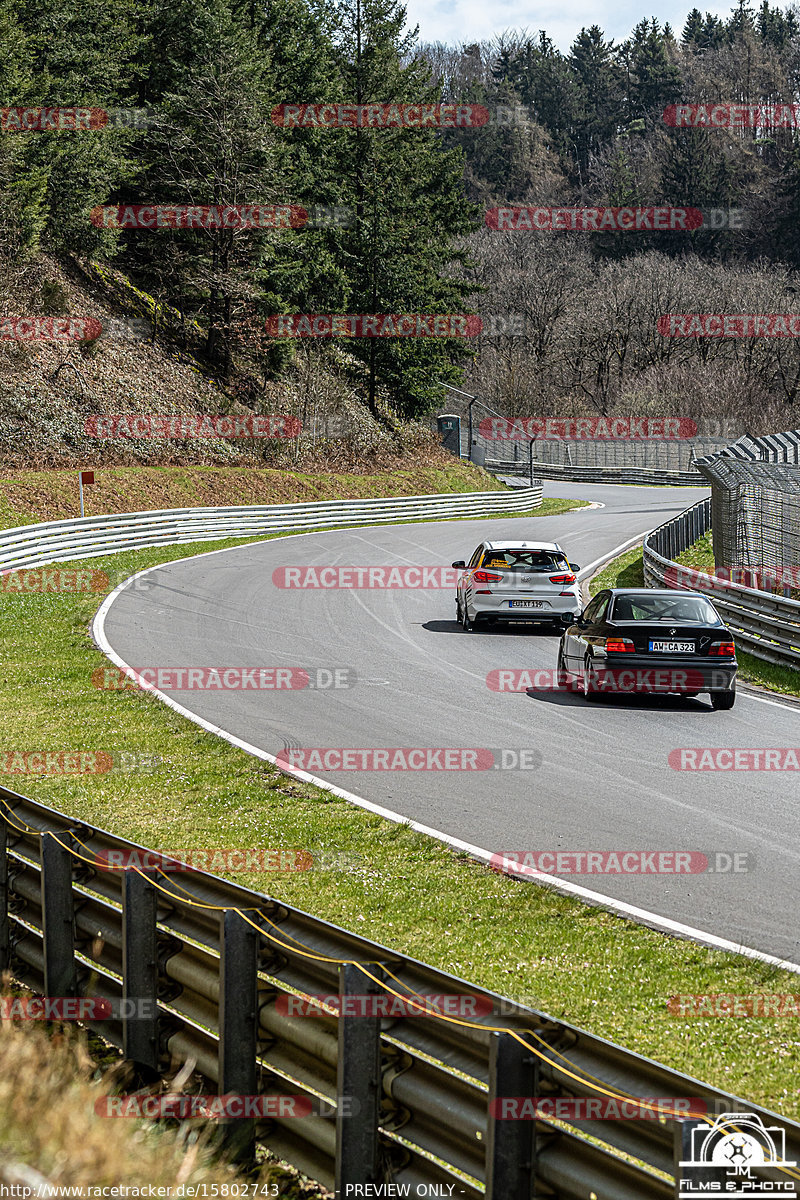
[
  {"xmin": 610, "ymin": 595, "xmax": 723, "ymax": 624},
  {"xmin": 481, "ymin": 550, "xmax": 567, "ymax": 571}
]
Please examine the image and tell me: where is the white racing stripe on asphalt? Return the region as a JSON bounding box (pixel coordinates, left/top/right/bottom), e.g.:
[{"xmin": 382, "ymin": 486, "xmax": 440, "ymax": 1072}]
[{"xmin": 92, "ymin": 529, "xmax": 800, "ymax": 976}]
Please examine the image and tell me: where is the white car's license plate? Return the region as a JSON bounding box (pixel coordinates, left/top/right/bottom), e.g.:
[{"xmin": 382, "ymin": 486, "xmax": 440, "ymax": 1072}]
[
  {"xmin": 649, "ymin": 640, "xmax": 694, "ymax": 653},
  {"xmin": 509, "ymin": 600, "xmax": 547, "ymax": 608}
]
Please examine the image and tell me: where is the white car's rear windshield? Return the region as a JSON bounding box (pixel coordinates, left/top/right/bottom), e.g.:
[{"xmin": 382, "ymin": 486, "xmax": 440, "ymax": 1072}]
[{"xmin": 481, "ymin": 550, "xmax": 568, "ymax": 571}]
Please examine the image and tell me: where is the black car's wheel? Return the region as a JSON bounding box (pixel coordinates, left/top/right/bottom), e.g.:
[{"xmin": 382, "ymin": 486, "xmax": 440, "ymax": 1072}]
[
  {"xmin": 557, "ymin": 648, "xmax": 570, "ymax": 688},
  {"xmin": 710, "ymin": 688, "xmax": 736, "ymax": 710},
  {"xmin": 583, "ymin": 656, "xmax": 602, "ymax": 701}
]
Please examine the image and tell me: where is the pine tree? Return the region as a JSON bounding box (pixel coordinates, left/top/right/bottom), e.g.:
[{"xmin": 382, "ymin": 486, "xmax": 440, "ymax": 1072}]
[
  {"xmin": 10, "ymin": 0, "xmax": 146, "ymax": 254},
  {"xmin": 699, "ymin": 13, "xmax": 727, "ymax": 48},
  {"xmin": 298, "ymin": 0, "xmax": 479, "ymax": 417},
  {"xmin": 0, "ymin": 0, "xmax": 42, "ymax": 258},
  {"xmin": 727, "ymin": 0, "xmax": 756, "ymax": 39},
  {"xmin": 569, "ymin": 27, "xmax": 624, "ymax": 178},
  {"xmin": 514, "ymin": 33, "xmax": 582, "ymax": 174},
  {"xmin": 624, "ymin": 19, "xmax": 682, "ymax": 118},
  {"xmin": 132, "ymin": 0, "xmax": 290, "ymax": 378},
  {"xmin": 682, "ymin": 8, "xmax": 705, "ymax": 45}
]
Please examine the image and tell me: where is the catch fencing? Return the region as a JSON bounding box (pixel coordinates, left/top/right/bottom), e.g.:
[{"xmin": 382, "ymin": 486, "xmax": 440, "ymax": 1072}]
[
  {"xmin": 492, "ymin": 461, "xmax": 706, "ymax": 487},
  {"xmin": 694, "ymin": 436, "xmax": 800, "ymax": 586},
  {"xmin": 644, "ymin": 497, "xmax": 800, "ymax": 667},
  {"xmin": 2, "ymin": 785, "xmax": 800, "ymax": 1199},
  {"xmin": 433, "ymin": 396, "xmax": 732, "ymax": 484}
]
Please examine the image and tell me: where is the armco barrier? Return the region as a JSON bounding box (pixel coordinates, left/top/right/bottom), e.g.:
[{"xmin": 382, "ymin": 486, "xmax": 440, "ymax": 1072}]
[
  {"xmin": 1, "ymin": 785, "xmax": 799, "ymax": 1198},
  {"xmin": 488, "ymin": 459, "xmax": 705, "ymax": 486},
  {"xmin": 644, "ymin": 497, "xmax": 800, "ymax": 667},
  {"xmin": 0, "ymin": 485, "xmax": 543, "ymax": 572}
]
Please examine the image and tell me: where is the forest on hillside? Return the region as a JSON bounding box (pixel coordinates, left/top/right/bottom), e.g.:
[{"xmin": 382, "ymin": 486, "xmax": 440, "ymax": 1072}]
[{"xmin": 3, "ymin": 0, "xmax": 800, "ymax": 431}]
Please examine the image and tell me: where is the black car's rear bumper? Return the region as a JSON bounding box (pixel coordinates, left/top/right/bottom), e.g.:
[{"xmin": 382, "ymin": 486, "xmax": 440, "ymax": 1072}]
[{"xmin": 590, "ymin": 655, "xmax": 736, "ymax": 693}]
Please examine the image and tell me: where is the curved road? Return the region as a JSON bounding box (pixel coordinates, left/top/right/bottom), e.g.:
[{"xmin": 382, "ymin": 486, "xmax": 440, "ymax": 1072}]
[{"xmin": 98, "ymin": 482, "xmax": 800, "ymax": 964}]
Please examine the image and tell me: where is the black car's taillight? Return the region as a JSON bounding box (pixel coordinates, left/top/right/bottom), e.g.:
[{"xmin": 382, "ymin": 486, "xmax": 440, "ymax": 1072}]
[
  {"xmin": 604, "ymin": 638, "xmax": 635, "ymax": 653},
  {"xmin": 709, "ymin": 640, "xmax": 736, "ymax": 657}
]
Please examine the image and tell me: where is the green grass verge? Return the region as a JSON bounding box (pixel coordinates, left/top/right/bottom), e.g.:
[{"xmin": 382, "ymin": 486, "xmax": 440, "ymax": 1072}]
[
  {"xmin": 2, "ymin": 523, "xmax": 800, "ymax": 1121},
  {"xmin": 589, "ymin": 544, "xmax": 646, "ymax": 594},
  {"xmin": 590, "ymin": 539, "xmax": 800, "ymax": 699}
]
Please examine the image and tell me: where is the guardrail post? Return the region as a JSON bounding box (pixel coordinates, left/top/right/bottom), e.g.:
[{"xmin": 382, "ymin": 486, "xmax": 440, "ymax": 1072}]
[
  {"xmin": 674, "ymin": 1118, "xmax": 697, "ymax": 1197},
  {"xmin": 122, "ymin": 869, "xmax": 159, "ymax": 1078},
  {"xmin": 335, "ymin": 963, "xmax": 383, "ymax": 1194},
  {"xmin": 0, "ymin": 816, "xmax": 9, "ymax": 973},
  {"xmin": 219, "ymin": 909, "xmax": 258, "ymax": 1161},
  {"xmin": 41, "ymin": 831, "xmax": 76, "ymax": 998},
  {"xmin": 486, "ymin": 1031, "xmax": 537, "ymax": 1200}
]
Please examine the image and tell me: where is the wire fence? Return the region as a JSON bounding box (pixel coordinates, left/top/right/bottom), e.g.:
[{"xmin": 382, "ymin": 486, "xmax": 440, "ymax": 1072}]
[
  {"xmin": 432, "ymin": 396, "xmax": 735, "ymax": 483},
  {"xmin": 644, "ymin": 497, "xmax": 800, "ymax": 668},
  {"xmin": 695, "ymin": 431, "xmax": 800, "ymax": 588}
]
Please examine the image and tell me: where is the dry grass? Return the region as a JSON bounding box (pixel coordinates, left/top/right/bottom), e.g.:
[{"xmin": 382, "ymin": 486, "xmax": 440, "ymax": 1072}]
[
  {"xmin": 0, "ymin": 1017, "xmax": 284, "ymax": 1191},
  {"xmin": 0, "ymin": 461, "xmax": 498, "ymax": 526}
]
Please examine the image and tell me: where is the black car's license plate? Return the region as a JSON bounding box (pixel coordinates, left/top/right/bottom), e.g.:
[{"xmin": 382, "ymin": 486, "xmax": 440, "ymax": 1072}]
[{"xmin": 649, "ymin": 640, "xmax": 694, "ymax": 653}]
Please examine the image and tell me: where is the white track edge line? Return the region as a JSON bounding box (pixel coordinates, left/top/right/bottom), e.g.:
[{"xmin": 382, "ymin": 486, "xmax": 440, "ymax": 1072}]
[{"xmin": 91, "ymin": 533, "xmax": 800, "ymax": 978}]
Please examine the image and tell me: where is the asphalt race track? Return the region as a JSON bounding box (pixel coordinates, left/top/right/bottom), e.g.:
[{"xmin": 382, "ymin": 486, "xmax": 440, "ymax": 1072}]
[{"xmin": 98, "ymin": 481, "xmax": 800, "ymax": 964}]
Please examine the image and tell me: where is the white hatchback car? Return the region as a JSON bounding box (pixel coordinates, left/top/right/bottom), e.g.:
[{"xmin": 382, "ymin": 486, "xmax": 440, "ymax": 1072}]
[{"xmin": 452, "ymin": 540, "xmax": 581, "ymax": 632}]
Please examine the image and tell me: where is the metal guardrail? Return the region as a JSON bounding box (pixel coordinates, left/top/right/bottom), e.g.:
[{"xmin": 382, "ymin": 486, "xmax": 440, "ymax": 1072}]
[
  {"xmin": 0, "ymin": 486, "xmax": 544, "ymax": 572},
  {"xmin": 490, "ymin": 460, "xmax": 705, "ymax": 487},
  {"xmin": 643, "ymin": 498, "xmax": 800, "ymax": 668},
  {"xmin": 2, "ymin": 785, "xmax": 800, "ymax": 1199},
  {"xmin": 2, "ymin": 485, "xmax": 799, "ymax": 1193}
]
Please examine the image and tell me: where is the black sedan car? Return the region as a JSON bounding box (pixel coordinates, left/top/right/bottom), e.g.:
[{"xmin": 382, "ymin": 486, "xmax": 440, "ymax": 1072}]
[{"xmin": 557, "ymin": 588, "xmax": 737, "ymax": 709}]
